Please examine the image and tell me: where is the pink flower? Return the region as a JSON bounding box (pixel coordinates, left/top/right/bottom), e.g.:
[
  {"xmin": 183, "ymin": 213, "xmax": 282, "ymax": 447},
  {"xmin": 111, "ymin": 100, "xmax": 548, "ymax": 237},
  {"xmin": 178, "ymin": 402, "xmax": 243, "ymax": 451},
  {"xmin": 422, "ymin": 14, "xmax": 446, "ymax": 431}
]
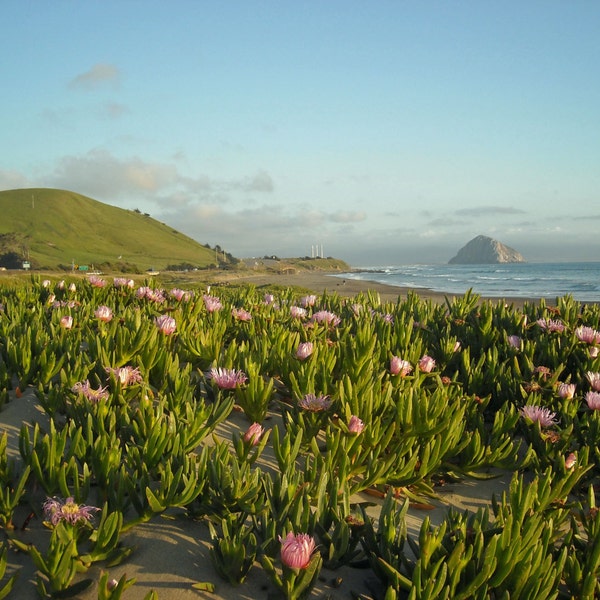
[
  {"xmin": 565, "ymin": 452, "xmax": 577, "ymax": 469},
  {"xmin": 210, "ymin": 367, "xmax": 247, "ymax": 389},
  {"xmin": 243, "ymin": 422, "xmax": 265, "ymax": 445},
  {"xmin": 585, "ymin": 391, "xmax": 600, "ymax": 410},
  {"xmin": 290, "ymin": 306, "xmax": 307, "ymax": 319},
  {"xmin": 60, "ymin": 315, "xmax": 73, "ymax": 329},
  {"xmin": 170, "ymin": 288, "xmax": 192, "ymax": 302},
  {"xmin": 575, "ymin": 326, "xmax": 600, "ymax": 345},
  {"xmin": 155, "ymin": 314, "xmax": 176, "ymax": 335},
  {"xmin": 295, "ymin": 342, "xmax": 314, "ymax": 360},
  {"xmin": 88, "ymin": 275, "xmax": 106, "ymax": 288},
  {"xmin": 42, "ymin": 279, "xmax": 51, "ymax": 288},
  {"xmin": 508, "ymin": 335, "xmax": 522, "ymax": 349},
  {"xmin": 264, "ymin": 293, "xmax": 275, "ymax": 305},
  {"xmin": 72, "ymin": 380, "xmax": 109, "ymax": 403},
  {"xmin": 590, "ymin": 347, "xmax": 599, "ymax": 358},
  {"xmin": 279, "ymin": 532, "xmax": 317, "ymax": 570},
  {"xmin": 519, "ymin": 405, "xmax": 558, "ymax": 428},
  {"xmin": 203, "ymin": 295, "xmax": 222, "ymax": 313},
  {"xmin": 298, "ymin": 393, "xmax": 332, "ymax": 412},
  {"xmin": 232, "ymin": 307, "xmax": 252, "ymax": 322},
  {"xmin": 300, "ymin": 295, "xmax": 317, "ymax": 308},
  {"xmin": 43, "ymin": 497, "xmax": 100, "ymax": 526},
  {"xmin": 586, "ymin": 372, "xmax": 600, "ymax": 392},
  {"xmin": 536, "ymin": 318, "xmax": 566, "ymax": 333},
  {"xmin": 311, "ymin": 310, "xmax": 341, "ymax": 327},
  {"xmin": 113, "ymin": 277, "xmax": 134, "ymax": 288},
  {"xmin": 348, "ymin": 415, "xmax": 365, "ymax": 434},
  {"xmin": 418, "ymin": 355, "xmax": 436, "ymax": 373},
  {"xmin": 94, "ymin": 305, "xmax": 113, "ymax": 322},
  {"xmin": 557, "ymin": 383, "xmax": 576, "ymax": 400},
  {"xmin": 105, "ymin": 365, "xmax": 143, "ymax": 386},
  {"xmin": 390, "ymin": 356, "xmax": 412, "ymax": 376}
]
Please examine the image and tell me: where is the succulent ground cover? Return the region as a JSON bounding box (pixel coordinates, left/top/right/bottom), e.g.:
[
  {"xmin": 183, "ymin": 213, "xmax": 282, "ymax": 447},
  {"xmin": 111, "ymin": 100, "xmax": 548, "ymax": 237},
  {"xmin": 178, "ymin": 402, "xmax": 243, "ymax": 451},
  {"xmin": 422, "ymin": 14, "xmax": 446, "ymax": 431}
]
[{"xmin": 0, "ymin": 276, "xmax": 599, "ymax": 599}]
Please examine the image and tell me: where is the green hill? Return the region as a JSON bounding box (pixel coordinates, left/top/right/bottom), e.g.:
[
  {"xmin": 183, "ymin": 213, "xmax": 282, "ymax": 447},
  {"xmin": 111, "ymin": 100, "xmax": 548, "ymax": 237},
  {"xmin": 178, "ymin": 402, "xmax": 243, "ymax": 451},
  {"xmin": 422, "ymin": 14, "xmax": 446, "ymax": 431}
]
[{"xmin": 0, "ymin": 188, "xmax": 219, "ymax": 272}]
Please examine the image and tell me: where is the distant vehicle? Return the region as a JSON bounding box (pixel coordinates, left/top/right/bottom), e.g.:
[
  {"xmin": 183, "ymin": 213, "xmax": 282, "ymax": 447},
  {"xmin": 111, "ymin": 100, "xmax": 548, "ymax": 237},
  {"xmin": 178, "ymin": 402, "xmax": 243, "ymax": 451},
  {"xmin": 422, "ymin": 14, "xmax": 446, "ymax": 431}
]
[{"xmin": 146, "ymin": 267, "xmax": 160, "ymax": 276}]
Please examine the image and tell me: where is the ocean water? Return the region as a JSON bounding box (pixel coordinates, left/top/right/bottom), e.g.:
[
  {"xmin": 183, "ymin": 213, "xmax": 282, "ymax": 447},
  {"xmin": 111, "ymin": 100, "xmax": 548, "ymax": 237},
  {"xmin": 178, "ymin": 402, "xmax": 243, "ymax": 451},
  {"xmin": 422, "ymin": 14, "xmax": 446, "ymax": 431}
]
[{"xmin": 335, "ymin": 262, "xmax": 600, "ymax": 303}]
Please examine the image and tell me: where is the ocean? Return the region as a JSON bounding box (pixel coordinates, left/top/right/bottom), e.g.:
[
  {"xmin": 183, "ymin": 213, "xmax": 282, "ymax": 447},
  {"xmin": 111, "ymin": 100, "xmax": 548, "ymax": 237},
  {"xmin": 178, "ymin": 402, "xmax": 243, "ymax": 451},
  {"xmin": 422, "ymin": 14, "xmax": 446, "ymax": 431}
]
[{"xmin": 335, "ymin": 262, "xmax": 600, "ymax": 303}]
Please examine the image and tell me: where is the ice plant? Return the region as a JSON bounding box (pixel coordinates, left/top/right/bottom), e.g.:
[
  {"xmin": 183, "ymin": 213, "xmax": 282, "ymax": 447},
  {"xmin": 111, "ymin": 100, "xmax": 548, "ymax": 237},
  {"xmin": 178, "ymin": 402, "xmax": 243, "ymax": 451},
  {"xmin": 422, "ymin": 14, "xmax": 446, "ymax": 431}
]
[
  {"xmin": 536, "ymin": 318, "xmax": 566, "ymax": 333},
  {"xmin": 508, "ymin": 335, "xmax": 522, "ymax": 349},
  {"xmin": 290, "ymin": 306, "xmax": 307, "ymax": 319},
  {"xmin": 264, "ymin": 293, "xmax": 275, "ymax": 305},
  {"xmin": 295, "ymin": 342, "xmax": 314, "ymax": 360},
  {"xmin": 310, "ymin": 310, "xmax": 341, "ymax": 327},
  {"xmin": 565, "ymin": 452, "xmax": 577, "ymax": 469},
  {"xmin": 72, "ymin": 380, "xmax": 109, "ymax": 403},
  {"xmin": 43, "ymin": 497, "xmax": 99, "ymax": 527},
  {"xmin": 557, "ymin": 383, "xmax": 576, "ymax": 400},
  {"xmin": 170, "ymin": 288, "xmax": 192, "ymax": 302},
  {"xmin": 210, "ymin": 367, "xmax": 247, "ymax": 390},
  {"xmin": 280, "ymin": 533, "xmax": 317, "ymax": 569},
  {"xmin": 87, "ymin": 275, "xmax": 106, "ymax": 288},
  {"xmin": 94, "ymin": 305, "xmax": 113, "ymax": 323},
  {"xmin": 154, "ymin": 314, "xmax": 176, "ymax": 335},
  {"xmin": 60, "ymin": 315, "xmax": 73, "ymax": 329},
  {"xmin": 575, "ymin": 325, "xmax": 600, "ymax": 345},
  {"xmin": 203, "ymin": 294, "xmax": 223, "ymax": 313},
  {"xmin": 585, "ymin": 391, "xmax": 600, "ymax": 410},
  {"xmin": 243, "ymin": 422, "xmax": 265, "ymax": 446},
  {"xmin": 418, "ymin": 354, "xmax": 436, "ymax": 373},
  {"xmin": 390, "ymin": 356, "xmax": 412, "ymax": 376},
  {"xmin": 586, "ymin": 372, "xmax": 600, "ymax": 392},
  {"xmin": 348, "ymin": 415, "xmax": 365, "ymax": 434},
  {"xmin": 105, "ymin": 365, "xmax": 143, "ymax": 386},
  {"xmin": 298, "ymin": 393, "xmax": 332, "ymax": 412},
  {"xmin": 519, "ymin": 405, "xmax": 558, "ymax": 428},
  {"xmin": 232, "ymin": 307, "xmax": 252, "ymax": 321},
  {"xmin": 113, "ymin": 277, "xmax": 134, "ymax": 288},
  {"xmin": 299, "ymin": 295, "xmax": 317, "ymax": 308}
]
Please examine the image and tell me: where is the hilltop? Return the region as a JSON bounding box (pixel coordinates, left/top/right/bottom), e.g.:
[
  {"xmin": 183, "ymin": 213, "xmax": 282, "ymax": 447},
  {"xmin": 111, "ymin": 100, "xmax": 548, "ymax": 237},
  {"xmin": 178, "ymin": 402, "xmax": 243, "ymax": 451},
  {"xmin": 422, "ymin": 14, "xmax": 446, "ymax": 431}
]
[
  {"xmin": 0, "ymin": 188, "xmax": 220, "ymax": 272},
  {"xmin": 449, "ymin": 235, "xmax": 525, "ymax": 264}
]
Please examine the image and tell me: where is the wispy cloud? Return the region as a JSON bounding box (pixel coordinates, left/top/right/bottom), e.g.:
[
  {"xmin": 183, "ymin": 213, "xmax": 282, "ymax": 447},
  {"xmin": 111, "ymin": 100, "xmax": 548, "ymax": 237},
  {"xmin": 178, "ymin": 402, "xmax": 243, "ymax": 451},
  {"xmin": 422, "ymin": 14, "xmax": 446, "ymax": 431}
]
[
  {"xmin": 454, "ymin": 206, "xmax": 527, "ymax": 217},
  {"xmin": 0, "ymin": 169, "xmax": 30, "ymax": 190},
  {"xmin": 69, "ymin": 63, "xmax": 121, "ymax": 90}
]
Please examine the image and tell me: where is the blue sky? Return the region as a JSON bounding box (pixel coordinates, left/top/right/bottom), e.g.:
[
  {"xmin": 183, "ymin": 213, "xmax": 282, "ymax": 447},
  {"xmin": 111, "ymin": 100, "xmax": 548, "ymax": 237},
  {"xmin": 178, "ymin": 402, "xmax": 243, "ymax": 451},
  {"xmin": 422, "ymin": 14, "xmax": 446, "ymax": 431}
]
[{"xmin": 2, "ymin": 1, "xmax": 599, "ymax": 265}]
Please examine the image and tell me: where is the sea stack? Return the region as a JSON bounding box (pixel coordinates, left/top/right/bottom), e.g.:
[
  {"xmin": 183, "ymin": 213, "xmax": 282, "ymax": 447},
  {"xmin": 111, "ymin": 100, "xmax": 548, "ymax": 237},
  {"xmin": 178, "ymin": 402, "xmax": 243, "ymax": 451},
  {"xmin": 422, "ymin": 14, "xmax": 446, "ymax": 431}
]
[{"xmin": 449, "ymin": 235, "xmax": 525, "ymax": 264}]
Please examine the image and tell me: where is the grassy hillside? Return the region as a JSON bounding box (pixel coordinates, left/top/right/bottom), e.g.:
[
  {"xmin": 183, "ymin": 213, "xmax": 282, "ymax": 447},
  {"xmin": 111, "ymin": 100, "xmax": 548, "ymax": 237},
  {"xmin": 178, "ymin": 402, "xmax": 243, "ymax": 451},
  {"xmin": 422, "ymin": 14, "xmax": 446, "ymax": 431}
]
[{"xmin": 0, "ymin": 188, "xmax": 218, "ymax": 272}]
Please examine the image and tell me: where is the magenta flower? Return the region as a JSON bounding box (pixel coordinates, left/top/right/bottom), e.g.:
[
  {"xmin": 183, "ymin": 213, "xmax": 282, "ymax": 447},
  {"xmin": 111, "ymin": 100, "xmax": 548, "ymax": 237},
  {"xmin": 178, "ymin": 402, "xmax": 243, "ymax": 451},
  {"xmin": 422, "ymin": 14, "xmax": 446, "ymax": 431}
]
[
  {"xmin": 105, "ymin": 365, "xmax": 143, "ymax": 386},
  {"xmin": 557, "ymin": 383, "xmax": 576, "ymax": 400},
  {"xmin": 243, "ymin": 422, "xmax": 265, "ymax": 445},
  {"xmin": 508, "ymin": 335, "xmax": 522, "ymax": 349},
  {"xmin": 170, "ymin": 288, "xmax": 192, "ymax": 301},
  {"xmin": 418, "ymin": 355, "xmax": 436, "ymax": 373},
  {"xmin": 300, "ymin": 295, "xmax": 317, "ymax": 308},
  {"xmin": 43, "ymin": 497, "xmax": 100, "ymax": 526},
  {"xmin": 232, "ymin": 307, "xmax": 252, "ymax": 321},
  {"xmin": 519, "ymin": 405, "xmax": 558, "ymax": 428},
  {"xmin": 72, "ymin": 380, "xmax": 109, "ymax": 403},
  {"xmin": 311, "ymin": 310, "xmax": 341, "ymax": 327},
  {"xmin": 94, "ymin": 305, "xmax": 113, "ymax": 323},
  {"xmin": 279, "ymin": 532, "xmax": 317, "ymax": 570},
  {"xmin": 585, "ymin": 391, "xmax": 600, "ymax": 410},
  {"xmin": 390, "ymin": 356, "xmax": 412, "ymax": 376},
  {"xmin": 298, "ymin": 393, "xmax": 332, "ymax": 412},
  {"xmin": 536, "ymin": 318, "xmax": 566, "ymax": 333},
  {"xmin": 210, "ymin": 367, "xmax": 247, "ymax": 389},
  {"xmin": 203, "ymin": 295, "xmax": 222, "ymax": 313},
  {"xmin": 60, "ymin": 315, "xmax": 73, "ymax": 329},
  {"xmin": 575, "ymin": 326, "xmax": 600, "ymax": 345},
  {"xmin": 155, "ymin": 314, "xmax": 176, "ymax": 335},
  {"xmin": 586, "ymin": 372, "xmax": 600, "ymax": 392},
  {"xmin": 113, "ymin": 277, "xmax": 134, "ymax": 288},
  {"xmin": 295, "ymin": 342, "xmax": 314, "ymax": 360},
  {"xmin": 348, "ymin": 415, "xmax": 365, "ymax": 434},
  {"xmin": 88, "ymin": 275, "xmax": 106, "ymax": 288},
  {"xmin": 290, "ymin": 306, "xmax": 307, "ymax": 319}
]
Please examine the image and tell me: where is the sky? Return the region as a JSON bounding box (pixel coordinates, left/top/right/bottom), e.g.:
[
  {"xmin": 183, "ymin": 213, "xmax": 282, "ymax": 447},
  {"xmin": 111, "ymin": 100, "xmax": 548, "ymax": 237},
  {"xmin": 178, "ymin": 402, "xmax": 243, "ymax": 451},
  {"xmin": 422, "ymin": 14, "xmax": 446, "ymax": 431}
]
[{"xmin": 2, "ymin": 1, "xmax": 599, "ymax": 265}]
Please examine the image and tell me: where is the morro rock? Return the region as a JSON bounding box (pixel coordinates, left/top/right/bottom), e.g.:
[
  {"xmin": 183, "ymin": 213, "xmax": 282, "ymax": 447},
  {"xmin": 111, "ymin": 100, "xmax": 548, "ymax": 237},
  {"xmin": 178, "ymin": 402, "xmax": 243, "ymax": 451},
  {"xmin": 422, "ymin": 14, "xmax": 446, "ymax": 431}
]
[{"xmin": 449, "ymin": 235, "xmax": 525, "ymax": 264}]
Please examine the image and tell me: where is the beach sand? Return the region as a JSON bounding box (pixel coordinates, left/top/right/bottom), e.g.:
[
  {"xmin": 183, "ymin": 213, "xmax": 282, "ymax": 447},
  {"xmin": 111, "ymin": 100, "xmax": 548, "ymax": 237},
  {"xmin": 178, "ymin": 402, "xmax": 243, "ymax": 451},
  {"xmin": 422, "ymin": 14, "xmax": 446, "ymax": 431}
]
[{"xmin": 1, "ymin": 273, "xmax": 520, "ymax": 599}]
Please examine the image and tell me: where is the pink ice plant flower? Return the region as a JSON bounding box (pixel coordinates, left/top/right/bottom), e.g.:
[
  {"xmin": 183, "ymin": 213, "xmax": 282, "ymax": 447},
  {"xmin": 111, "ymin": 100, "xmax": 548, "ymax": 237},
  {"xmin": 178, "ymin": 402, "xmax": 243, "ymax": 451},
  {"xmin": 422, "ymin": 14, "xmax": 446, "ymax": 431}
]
[
  {"xmin": 154, "ymin": 314, "xmax": 177, "ymax": 335},
  {"xmin": 390, "ymin": 356, "xmax": 413, "ymax": 377},
  {"xmin": 300, "ymin": 295, "xmax": 317, "ymax": 308},
  {"xmin": 508, "ymin": 335, "xmax": 522, "ymax": 349},
  {"xmin": 557, "ymin": 383, "xmax": 576, "ymax": 400},
  {"xmin": 295, "ymin": 342, "xmax": 314, "ymax": 360},
  {"xmin": 113, "ymin": 277, "xmax": 134, "ymax": 288},
  {"xmin": 43, "ymin": 497, "xmax": 100, "ymax": 526},
  {"xmin": 585, "ymin": 391, "xmax": 600, "ymax": 410},
  {"xmin": 203, "ymin": 295, "xmax": 223, "ymax": 313},
  {"xmin": 60, "ymin": 315, "xmax": 73, "ymax": 329},
  {"xmin": 105, "ymin": 365, "xmax": 143, "ymax": 386},
  {"xmin": 264, "ymin": 293, "xmax": 275, "ymax": 305},
  {"xmin": 210, "ymin": 367, "xmax": 247, "ymax": 389},
  {"xmin": 170, "ymin": 288, "xmax": 192, "ymax": 302},
  {"xmin": 575, "ymin": 326, "xmax": 600, "ymax": 345},
  {"xmin": 87, "ymin": 275, "xmax": 106, "ymax": 288},
  {"xmin": 290, "ymin": 306, "xmax": 307, "ymax": 319},
  {"xmin": 586, "ymin": 372, "xmax": 600, "ymax": 392},
  {"xmin": 519, "ymin": 405, "xmax": 558, "ymax": 427},
  {"xmin": 94, "ymin": 305, "xmax": 113, "ymax": 323},
  {"xmin": 243, "ymin": 422, "xmax": 265, "ymax": 445},
  {"xmin": 418, "ymin": 355, "xmax": 436, "ymax": 373},
  {"xmin": 232, "ymin": 307, "xmax": 252, "ymax": 321},
  {"xmin": 536, "ymin": 318, "xmax": 566, "ymax": 333},
  {"xmin": 311, "ymin": 310, "xmax": 341, "ymax": 327},
  {"xmin": 279, "ymin": 532, "xmax": 317, "ymax": 570},
  {"xmin": 348, "ymin": 415, "xmax": 365, "ymax": 434},
  {"xmin": 72, "ymin": 380, "xmax": 110, "ymax": 403},
  {"xmin": 299, "ymin": 393, "xmax": 332, "ymax": 412}
]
